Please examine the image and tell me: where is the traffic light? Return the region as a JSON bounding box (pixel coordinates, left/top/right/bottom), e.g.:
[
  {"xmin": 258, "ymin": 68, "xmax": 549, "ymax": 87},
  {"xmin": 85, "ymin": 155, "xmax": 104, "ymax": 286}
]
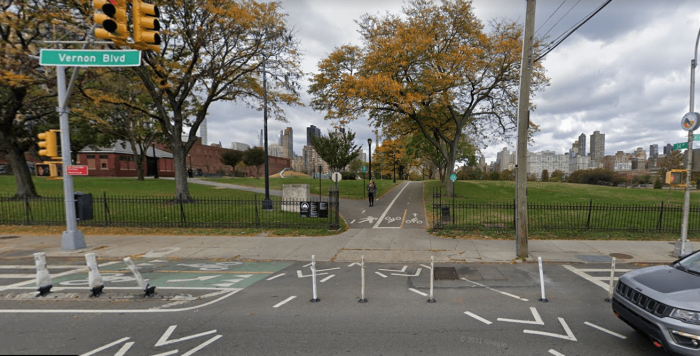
[
  {"xmin": 667, "ymin": 170, "xmax": 684, "ymax": 187},
  {"xmin": 37, "ymin": 130, "xmax": 61, "ymax": 159},
  {"xmin": 93, "ymin": 0, "xmax": 129, "ymax": 44},
  {"xmin": 132, "ymin": 0, "xmax": 161, "ymax": 52}
]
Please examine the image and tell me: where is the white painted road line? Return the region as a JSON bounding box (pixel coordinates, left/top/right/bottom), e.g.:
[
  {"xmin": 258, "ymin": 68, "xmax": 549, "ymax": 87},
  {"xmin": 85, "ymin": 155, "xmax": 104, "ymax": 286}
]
[
  {"xmin": 373, "ymin": 182, "xmax": 412, "ymax": 228},
  {"xmin": 315, "ymin": 267, "xmax": 341, "ymax": 273},
  {"xmin": 462, "ymin": 278, "xmax": 529, "ymax": 302},
  {"xmin": 420, "ymin": 264, "xmax": 431, "ymax": 270},
  {"xmin": 379, "ymin": 266, "xmax": 407, "ymax": 273},
  {"xmin": 0, "ymin": 265, "xmax": 109, "ymax": 270},
  {"xmin": 498, "ymin": 307, "xmax": 544, "ymax": 325},
  {"xmin": 320, "ymin": 274, "xmax": 335, "ymax": 283},
  {"xmin": 409, "ymin": 288, "xmax": 428, "ymax": 297},
  {"xmin": 524, "ymin": 317, "xmax": 577, "ymax": 341},
  {"xmin": 350, "ymin": 219, "xmax": 356, "ymax": 224},
  {"xmin": 273, "ymin": 296, "xmax": 296, "ymax": 308},
  {"xmin": 348, "ymin": 262, "xmax": 361, "ymax": 267},
  {"xmin": 80, "ymin": 337, "xmax": 130, "ymax": 356},
  {"xmin": 0, "ymin": 261, "xmax": 121, "ymax": 292},
  {"xmin": 296, "ymin": 270, "xmax": 328, "ymax": 278},
  {"xmin": 577, "ymin": 269, "xmax": 632, "ymax": 273},
  {"xmin": 0, "ymin": 274, "xmax": 35, "ymax": 278},
  {"xmin": 562, "ymin": 265, "xmax": 609, "ymax": 290},
  {"xmin": 549, "ymin": 350, "xmax": 565, "ymax": 356},
  {"xmin": 392, "ymin": 268, "xmax": 422, "ymax": 277},
  {"xmin": 375, "ymin": 272, "xmax": 387, "ymax": 278},
  {"xmin": 181, "ymin": 335, "xmax": 222, "ymax": 356},
  {"xmin": 155, "ymin": 325, "xmax": 217, "ymax": 347},
  {"xmin": 584, "ymin": 321, "xmax": 627, "ymax": 339},
  {"xmin": 113, "ymin": 341, "xmax": 135, "ymax": 356},
  {"xmin": 464, "ymin": 311, "xmax": 492, "ymax": 325},
  {"xmin": 266, "ymin": 273, "xmax": 285, "ymax": 281}
]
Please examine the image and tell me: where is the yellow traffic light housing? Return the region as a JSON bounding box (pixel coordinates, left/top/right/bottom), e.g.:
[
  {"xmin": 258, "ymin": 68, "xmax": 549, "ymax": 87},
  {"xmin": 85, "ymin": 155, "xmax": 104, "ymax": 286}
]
[
  {"xmin": 132, "ymin": 0, "xmax": 161, "ymax": 52},
  {"xmin": 37, "ymin": 130, "xmax": 61, "ymax": 159},
  {"xmin": 93, "ymin": 0, "xmax": 129, "ymax": 44},
  {"xmin": 667, "ymin": 169, "xmax": 686, "ymax": 187}
]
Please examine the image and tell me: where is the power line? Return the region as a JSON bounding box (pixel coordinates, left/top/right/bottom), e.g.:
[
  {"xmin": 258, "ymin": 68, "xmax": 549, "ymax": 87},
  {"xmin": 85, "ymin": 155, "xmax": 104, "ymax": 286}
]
[
  {"xmin": 542, "ymin": 0, "xmax": 582, "ymax": 39},
  {"xmin": 535, "ymin": 0, "xmax": 568, "ymax": 36},
  {"xmin": 535, "ymin": 0, "xmax": 613, "ymax": 63}
]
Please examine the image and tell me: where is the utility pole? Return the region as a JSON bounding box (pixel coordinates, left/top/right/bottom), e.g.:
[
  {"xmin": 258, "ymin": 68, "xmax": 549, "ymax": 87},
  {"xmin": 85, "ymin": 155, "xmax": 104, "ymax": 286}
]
[{"xmin": 515, "ymin": 0, "xmax": 536, "ymax": 259}]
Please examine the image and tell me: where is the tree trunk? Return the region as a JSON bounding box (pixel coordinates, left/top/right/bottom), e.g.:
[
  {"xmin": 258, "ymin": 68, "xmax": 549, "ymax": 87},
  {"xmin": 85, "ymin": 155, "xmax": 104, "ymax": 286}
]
[
  {"xmin": 8, "ymin": 145, "xmax": 38, "ymax": 198},
  {"xmin": 171, "ymin": 143, "xmax": 191, "ymax": 201}
]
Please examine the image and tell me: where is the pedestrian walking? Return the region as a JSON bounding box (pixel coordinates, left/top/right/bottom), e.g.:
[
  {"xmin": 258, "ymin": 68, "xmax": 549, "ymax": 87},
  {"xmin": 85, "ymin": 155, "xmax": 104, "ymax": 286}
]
[{"xmin": 368, "ymin": 180, "xmax": 377, "ymax": 206}]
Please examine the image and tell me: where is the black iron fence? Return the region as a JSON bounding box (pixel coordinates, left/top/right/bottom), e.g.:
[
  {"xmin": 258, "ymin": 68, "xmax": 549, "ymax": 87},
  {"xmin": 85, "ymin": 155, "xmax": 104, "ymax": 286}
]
[
  {"xmin": 0, "ymin": 191, "xmax": 340, "ymax": 230},
  {"xmin": 432, "ymin": 187, "xmax": 700, "ymax": 234}
]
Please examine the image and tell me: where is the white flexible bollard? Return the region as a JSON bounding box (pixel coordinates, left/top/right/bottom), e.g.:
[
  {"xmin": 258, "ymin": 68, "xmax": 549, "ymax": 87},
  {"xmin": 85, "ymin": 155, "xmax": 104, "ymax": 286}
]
[
  {"xmin": 538, "ymin": 256, "xmax": 548, "ymax": 302},
  {"xmin": 605, "ymin": 257, "xmax": 617, "ymax": 302},
  {"xmin": 85, "ymin": 253, "xmax": 104, "ymax": 297},
  {"xmin": 310, "ymin": 255, "xmax": 320, "ymax": 302},
  {"xmin": 427, "ymin": 256, "xmax": 436, "ymax": 303},
  {"xmin": 33, "ymin": 252, "xmax": 52, "ymax": 297},
  {"xmin": 123, "ymin": 257, "xmax": 156, "ymax": 297},
  {"xmin": 359, "ymin": 255, "xmax": 367, "ymax": 303}
]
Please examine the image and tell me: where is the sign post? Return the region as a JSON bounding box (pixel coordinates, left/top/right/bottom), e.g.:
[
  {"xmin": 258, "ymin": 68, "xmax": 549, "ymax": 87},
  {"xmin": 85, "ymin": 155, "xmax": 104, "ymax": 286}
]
[{"xmin": 362, "ymin": 165, "xmax": 367, "ymax": 198}]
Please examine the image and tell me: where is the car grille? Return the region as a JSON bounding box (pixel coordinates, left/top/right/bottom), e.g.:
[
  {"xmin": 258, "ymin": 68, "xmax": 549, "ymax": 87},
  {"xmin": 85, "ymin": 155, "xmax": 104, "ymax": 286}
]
[{"xmin": 616, "ymin": 281, "xmax": 672, "ymax": 317}]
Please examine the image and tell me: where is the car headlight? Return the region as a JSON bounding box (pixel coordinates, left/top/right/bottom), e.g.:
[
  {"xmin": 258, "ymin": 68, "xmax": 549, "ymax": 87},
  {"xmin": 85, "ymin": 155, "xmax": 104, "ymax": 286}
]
[{"xmin": 671, "ymin": 309, "xmax": 700, "ymax": 324}]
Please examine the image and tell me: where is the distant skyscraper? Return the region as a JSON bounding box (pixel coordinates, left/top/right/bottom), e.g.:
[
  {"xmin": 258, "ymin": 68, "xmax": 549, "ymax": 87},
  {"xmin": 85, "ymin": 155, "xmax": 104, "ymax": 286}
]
[
  {"xmin": 664, "ymin": 143, "xmax": 673, "ymax": 155},
  {"xmin": 281, "ymin": 127, "xmax": 293, "ymax": 159},
  {"xmin": 258, "ymin": 129, "xmax": 263, "ymax": 148},
  {"xmin": 307, "ymin": 125, "xmax": 321, "ymax": 146},
  {"xmin": 578, "ymin": 133, "xmax": 586, "ymax": 157},
  {"xmin": 279, "ymin": 130, "xmax": 283, "ymax": 146},
  {"xmin": 649, "ymin": 144, "xmax": 659, "ymax": 158},
  {"xmin": 589, "ymin": 131, "xmax": 605, "ymax": 166}
]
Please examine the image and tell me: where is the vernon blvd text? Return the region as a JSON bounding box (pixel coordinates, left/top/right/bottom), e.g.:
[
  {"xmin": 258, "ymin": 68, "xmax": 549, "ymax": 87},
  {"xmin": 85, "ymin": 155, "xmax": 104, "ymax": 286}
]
[{"xmin": 57, "ymin": 53, "xmax": 130, "ymax": 64}]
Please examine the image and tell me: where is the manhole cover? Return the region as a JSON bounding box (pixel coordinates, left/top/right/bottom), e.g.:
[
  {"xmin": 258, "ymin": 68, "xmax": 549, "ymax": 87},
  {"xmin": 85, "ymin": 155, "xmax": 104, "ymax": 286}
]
[
  {"xmin": 609, "ymin": 253, "xmax": 633, "ymax": 259},
  {"xmin": 0, "ymin": 236, "xmax": 19, "ymax": 240},
  {"xmin": 434, "ymin": 267, "xmax": 460, "ymax": 280},
  {"xmin": 575, "ymin": 254, "xmax": 612, "ymax": 262}
]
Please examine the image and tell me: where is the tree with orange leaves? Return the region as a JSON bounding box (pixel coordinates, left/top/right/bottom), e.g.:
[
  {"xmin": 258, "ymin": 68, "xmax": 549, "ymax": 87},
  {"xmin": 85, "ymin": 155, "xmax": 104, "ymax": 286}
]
[{"xmin": 309, "ymin": 0, "xmax": 548, "ymax": 196}]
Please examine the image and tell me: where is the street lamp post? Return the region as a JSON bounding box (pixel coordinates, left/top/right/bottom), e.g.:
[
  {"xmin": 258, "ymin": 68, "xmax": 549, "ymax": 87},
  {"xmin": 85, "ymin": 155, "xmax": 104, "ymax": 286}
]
[
  {"xmin": 152, "ymin": 144, "xmax": 158, "ymax": 179},
  {"xmin": 367, "ymin": 138, "xmax": 372, "ymax": 181},
  {"xmin": 676, "ymin": 26, "xmax": 700, "ymax": 257},
  {"xmin": 262, "ymin": 61, "xmax": 273, "ymax": 211},
  {"xmin": 393, "ymin": 152, "xmax": 397, "ymax": 183}
]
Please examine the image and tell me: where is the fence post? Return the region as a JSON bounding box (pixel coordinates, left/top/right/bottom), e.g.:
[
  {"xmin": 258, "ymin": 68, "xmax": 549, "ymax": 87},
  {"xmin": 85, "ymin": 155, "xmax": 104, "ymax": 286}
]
[
  {"xmin": 657, "ymin": 201, "xmax": 664, "ymax": 232},
  {"xmin": 586, "ymin": 199, "xmax": 593, "ymax": 231},
  {"xmin": 254, "ymin": 194, "xmax": 259, "ymax": 228},
  {"xmin": 102, "ymin": 191, "xmax": 109, "ymax": 227},
  {"xmin": 24, "ymin": 194, "xmax": 30, "ymax": 225},
  {"xmin": 179, "ymin": 198, "xmax": 186, "ymax": 227}
]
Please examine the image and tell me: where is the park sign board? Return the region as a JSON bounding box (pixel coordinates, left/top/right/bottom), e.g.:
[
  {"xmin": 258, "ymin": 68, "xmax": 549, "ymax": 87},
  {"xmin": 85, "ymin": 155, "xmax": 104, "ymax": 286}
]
[{"xmin": 40, "ymin": 49, "xmax": 141, "ymax": 67}]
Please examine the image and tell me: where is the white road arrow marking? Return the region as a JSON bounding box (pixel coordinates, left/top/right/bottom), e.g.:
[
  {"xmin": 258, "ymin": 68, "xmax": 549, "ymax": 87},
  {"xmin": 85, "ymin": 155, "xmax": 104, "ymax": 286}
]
[
  {"xmin": 151, "ymin": 350, "xmax": 178, "ymax": 356},
  {"xmin": 358, "ymin": 216, "xmax": 378, "ymax": 224},
  {"xmin": 80, "ymin": 337, "xmax": 130, "ymax": 356},
  {"xmin": 549, "ymin": 350, "xmax": 566, "ymax": 356},
  {"xmin": 320, "ymin": 275, "xmax": 335, "ymax": 283},
  {"xmin": 348, "ymin": 262, "xmax": 361, "ymax": 267},
  {"xmin": 392, "ymin": 268, "xmax": 421, "ymax": 277},
  {"xmin": 378, "ymin": 266, "xmax": 407, "ymax": 273},
  {"xmin": 464, "ymin": 311, "xmax": 492, "ymax": 325},
  {"xmin": 297, "ymin": 270, "xmax": 328, "ymax": 278},
  {"xmin": 409, "ymin": 288, "xmax": 428, "ymax": 297},
  {"xmin": 584, "ymin": 321, "xmax": 626, "ymax": 339},
  {"xmin": 181, "ymin": 335, "xmax": 222, "ymax": 356},
  {"xmin": 166, "ymin": 275, "xmax": 221, "ymax": 283},
  {"xmin": 315, "ymin": 267, "xmax": 340, "ymax": 273},
  {"xmin": 267, "ymin": 273, "xmax": 285, "ymax": 281},
  {"xmin": 462, "ymin": 278, "xmax": 529, "ymax": 302},
  {"xmin": 375, "ymin": 272, "xmax": 387, "ymax": 278},
  {"xmin": 113, "ymin": 341, "xmax": 134, "ymax": 356},
  {"xmin": 497, "ymin": 307, "xmax": 544, "ymax": 325},
  {"xmin": 155, "ymin": 325, "xmax": 217, "ymax": 347},
  {"xmin": 524, "ymin": 317, "xmax": 577, "ymax": 341},
  {"xmin": 420, "ymin": 264, "xmax": 431, "ymax": 270},
  {"xmin": 273, "ymin": 296, "xmax": 296, "ymax": 308}
]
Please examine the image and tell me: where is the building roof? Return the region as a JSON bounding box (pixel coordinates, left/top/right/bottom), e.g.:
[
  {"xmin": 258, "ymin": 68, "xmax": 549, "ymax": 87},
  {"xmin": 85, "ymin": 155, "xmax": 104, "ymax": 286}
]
[{"xmin": 79, "ymin": 141, "xmax": 173, "ymax": 158}]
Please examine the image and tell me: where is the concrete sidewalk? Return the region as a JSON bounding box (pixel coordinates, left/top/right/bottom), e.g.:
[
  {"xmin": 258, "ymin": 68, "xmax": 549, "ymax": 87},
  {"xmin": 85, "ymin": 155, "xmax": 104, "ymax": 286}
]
[{"xmin": 0, "ymin": 228, "xmax": 683, "ymax": 264}]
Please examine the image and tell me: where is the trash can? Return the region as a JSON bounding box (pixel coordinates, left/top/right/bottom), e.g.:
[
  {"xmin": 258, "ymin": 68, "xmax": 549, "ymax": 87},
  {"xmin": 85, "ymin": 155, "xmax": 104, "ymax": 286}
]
[
  {"xmin": 441, "ymin": 206, "xmax": 451, "ymax": 224},
  {"xmin": 74, "ymin": 191, "xmax": 93, "ymax": 221}
]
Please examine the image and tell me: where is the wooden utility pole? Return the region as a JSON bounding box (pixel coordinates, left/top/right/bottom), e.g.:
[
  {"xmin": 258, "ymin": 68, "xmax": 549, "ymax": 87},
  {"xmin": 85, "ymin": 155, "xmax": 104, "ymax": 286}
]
[{"xmin": 515, "ymin": 0, "xmax": 536, "ymax": 258}]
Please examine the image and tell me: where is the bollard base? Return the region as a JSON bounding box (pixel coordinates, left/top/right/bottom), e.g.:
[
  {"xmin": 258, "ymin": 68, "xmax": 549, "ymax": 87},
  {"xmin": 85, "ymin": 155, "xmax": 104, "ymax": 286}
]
[
  {"xmin": 36, "ymin": 285, "xmax": 52, "ymax": 297},
  {"xmin": 310, "ymin": 298, "xmax": 321, "ymax": 303},
  {"xmin": 143, "ymin": 285, "xmax": 156, "ymax": 297},
  {"xmin": 90, "ymin": 285, "xmax": 104, "ymax": 298},
  {"xmin": 539, "ymin": 298, "xmax": 549, "ymax": 302},
  {"xmin": 604, "ymin": 297, "xmax": 612, "ymax": 303},
  {"xmin": 358, "ymin": 298, "xmax": 368, "ymax": 303},
  {"xmin": 427, "ymin": 298, "xmax": 436, "ymax": 303}
]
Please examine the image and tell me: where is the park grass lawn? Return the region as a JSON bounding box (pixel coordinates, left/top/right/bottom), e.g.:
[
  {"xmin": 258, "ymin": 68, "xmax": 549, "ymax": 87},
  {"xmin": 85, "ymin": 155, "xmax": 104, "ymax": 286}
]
[
  {"xmin": 0, "ymin": 176, "xmax": 346, "ymax": 236},
  {"xmin": 427, "ymin": 180, "xmax": 691, "ymax": 205},
  {"xmin": 423, "ymin": 180, "xmax": 699, "ymax": 241},
  {"xmin": 206, "ymin": 176, "xmax": 399, "ymax": 200}
]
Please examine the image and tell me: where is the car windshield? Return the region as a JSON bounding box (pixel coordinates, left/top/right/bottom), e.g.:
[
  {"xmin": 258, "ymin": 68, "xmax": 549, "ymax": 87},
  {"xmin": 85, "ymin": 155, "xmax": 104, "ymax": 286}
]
[{"xmin": 678, "ymin": 251, "xmax": 700, "ymax": 274}]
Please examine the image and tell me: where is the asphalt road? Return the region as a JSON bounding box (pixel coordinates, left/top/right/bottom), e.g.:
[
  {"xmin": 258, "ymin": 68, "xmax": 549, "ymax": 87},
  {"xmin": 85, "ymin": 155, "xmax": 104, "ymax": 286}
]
[
  {"xmin": 0, "ymin": 257, "xmax": 667, "ymax": 356},
  {"xmin": 344, "ymin": 181, "xmax": 429, "ymax": 230}
]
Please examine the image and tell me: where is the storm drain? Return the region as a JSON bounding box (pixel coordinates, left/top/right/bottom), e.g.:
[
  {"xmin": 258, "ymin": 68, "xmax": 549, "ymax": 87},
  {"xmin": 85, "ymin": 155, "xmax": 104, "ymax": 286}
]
[{"xmin": 434, "ymin": 267, "xmax": 460, "ymax": 280}]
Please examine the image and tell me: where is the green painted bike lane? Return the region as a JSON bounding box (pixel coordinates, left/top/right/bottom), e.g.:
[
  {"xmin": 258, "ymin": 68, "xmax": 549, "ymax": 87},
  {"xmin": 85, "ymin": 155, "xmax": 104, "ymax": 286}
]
[{"xmin": 49, "ymin": 260, "xmax": 291, "ymax": 290}]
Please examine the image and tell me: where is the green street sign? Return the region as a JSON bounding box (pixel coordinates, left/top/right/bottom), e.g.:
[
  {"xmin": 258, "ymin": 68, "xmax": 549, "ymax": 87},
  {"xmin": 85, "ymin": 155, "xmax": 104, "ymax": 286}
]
[
  {"xmin": 40, "ymin": 49, "xmax": 141, "ymax": 67},
  {"xmin": 450, "ymin": 173, "xmax": 457, "ymax": 182},
  {"xmin": 362, "ymin": 165, "xmax": 367, "ymax": 173},
  {"xmin": 675, "ymin": 142, "xmax": 688, "ymax": 150}
]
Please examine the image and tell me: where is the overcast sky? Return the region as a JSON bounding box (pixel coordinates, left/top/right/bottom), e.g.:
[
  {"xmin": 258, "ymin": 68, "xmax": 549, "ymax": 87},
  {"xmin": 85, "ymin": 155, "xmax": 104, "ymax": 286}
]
[{"xmin": 204, "ymin": 0, "xmax": 700, "ymax": 164}]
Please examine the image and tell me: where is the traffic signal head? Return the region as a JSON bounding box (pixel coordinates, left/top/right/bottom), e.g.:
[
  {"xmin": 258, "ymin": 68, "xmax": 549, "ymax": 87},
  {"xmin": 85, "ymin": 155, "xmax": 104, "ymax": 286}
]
[
  {"xmin": 93, "ymin": 0, "xmax": 128, "ymax": 44},
  {"xmin": 132, "ymin": 0, "xmax": 161, "ymax": 52},
  {"xmin": 37, "ymin": 130, "xmax": 61, "ymax": 159}
]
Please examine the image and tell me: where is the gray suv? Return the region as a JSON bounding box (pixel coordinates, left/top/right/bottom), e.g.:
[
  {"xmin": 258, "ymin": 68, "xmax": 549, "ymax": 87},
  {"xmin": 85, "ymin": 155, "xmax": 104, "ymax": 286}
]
[{"xmin": 613, "ymin": 250, "xmax": 700, "ymax": 355}]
